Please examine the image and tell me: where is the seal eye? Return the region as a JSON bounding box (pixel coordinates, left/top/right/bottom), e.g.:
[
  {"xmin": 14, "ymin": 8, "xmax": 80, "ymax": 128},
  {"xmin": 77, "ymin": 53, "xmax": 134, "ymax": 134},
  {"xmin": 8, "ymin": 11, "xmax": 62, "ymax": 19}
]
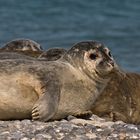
[{"xmin": 89, "ymin": 53, "xmax": 98, "ymax": 60}]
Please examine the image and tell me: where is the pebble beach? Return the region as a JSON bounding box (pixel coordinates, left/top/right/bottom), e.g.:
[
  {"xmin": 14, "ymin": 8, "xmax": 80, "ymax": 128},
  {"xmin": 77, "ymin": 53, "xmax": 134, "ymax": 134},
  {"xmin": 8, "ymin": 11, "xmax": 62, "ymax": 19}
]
[{"xmin": 1, "ymin": 115, "xmax": 140, "ymax": 140}]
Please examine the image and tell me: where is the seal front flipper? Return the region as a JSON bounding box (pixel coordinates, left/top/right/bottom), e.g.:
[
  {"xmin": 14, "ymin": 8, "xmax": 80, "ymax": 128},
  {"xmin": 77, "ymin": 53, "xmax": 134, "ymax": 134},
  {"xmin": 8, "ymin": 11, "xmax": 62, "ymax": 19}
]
[{"xmin": 32, "ymin": 73, "xmax": 61, "ymax": 122}]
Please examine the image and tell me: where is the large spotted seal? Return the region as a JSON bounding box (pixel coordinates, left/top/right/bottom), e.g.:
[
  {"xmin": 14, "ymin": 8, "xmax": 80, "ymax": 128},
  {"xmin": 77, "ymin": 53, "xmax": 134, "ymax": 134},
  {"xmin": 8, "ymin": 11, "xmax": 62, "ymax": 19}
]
[{"xmin": 0, "ymin": 41, "xmax": 117, "ymax": 121}]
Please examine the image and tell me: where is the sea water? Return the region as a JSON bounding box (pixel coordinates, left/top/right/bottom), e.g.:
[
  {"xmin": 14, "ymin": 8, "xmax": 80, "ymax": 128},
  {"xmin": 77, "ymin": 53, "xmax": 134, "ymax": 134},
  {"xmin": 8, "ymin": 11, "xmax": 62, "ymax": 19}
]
[{"xmin": 0, "ymin": 0, "xmax": 140, "ymax": 72}]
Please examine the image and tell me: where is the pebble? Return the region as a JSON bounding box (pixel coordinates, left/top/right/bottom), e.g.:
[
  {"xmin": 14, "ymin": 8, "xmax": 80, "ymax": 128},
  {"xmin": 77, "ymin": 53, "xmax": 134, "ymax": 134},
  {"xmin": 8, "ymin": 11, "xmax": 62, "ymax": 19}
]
[{"xmin": 0, "ymin": 114, "xmax": 140, "ymax": 139}]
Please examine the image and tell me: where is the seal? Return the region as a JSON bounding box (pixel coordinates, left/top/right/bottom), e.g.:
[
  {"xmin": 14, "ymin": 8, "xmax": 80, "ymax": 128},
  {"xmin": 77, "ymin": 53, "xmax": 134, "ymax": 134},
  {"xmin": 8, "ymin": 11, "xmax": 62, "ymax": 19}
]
[
  {"xmin": 0, "ymin": 41, "xmax": 117, "ymax": 121},
  {"xmin": 91, "ymin": 70, "xmax": 140, "ymax": 124},
  {"xmin": 38, "ymin": 48, "xmax": 67, "ymax": 61},
  {"xmin": 0, "ymin": 39, "xmax": 66, "ymax": 60},
  {"xmin": 91, "ymin": 71, "xmax": 126, "ymax": 121},
  {"xmin": 38, "ymin": 45, "xmax": 140, "ymax": 124},
  {"xmin": 0, "ymin": 39, "xmax": 43, "ymax": 57}
]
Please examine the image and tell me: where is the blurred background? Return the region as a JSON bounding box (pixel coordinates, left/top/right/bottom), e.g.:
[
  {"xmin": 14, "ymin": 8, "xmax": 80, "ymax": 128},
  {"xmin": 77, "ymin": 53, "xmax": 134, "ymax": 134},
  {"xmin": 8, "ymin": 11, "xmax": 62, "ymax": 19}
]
[{"xmin": 0, "ymin": 0, "xmax": 140, "ymax": 71}]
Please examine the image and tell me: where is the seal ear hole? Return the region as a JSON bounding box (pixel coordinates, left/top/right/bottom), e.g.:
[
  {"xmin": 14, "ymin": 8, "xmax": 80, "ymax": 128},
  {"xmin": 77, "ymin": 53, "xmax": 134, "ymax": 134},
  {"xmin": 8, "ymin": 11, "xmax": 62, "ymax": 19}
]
[{"xmin": 89, "ymin": 53, "xmax": 98, "ymax": 60}]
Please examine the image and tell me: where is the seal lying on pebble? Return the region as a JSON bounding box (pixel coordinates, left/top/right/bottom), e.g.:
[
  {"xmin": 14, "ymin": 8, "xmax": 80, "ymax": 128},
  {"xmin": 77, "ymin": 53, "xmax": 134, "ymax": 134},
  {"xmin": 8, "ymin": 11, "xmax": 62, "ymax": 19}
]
[{"xmin": 0, "ymin": 41, "xmax": 117, "ymax": 122}]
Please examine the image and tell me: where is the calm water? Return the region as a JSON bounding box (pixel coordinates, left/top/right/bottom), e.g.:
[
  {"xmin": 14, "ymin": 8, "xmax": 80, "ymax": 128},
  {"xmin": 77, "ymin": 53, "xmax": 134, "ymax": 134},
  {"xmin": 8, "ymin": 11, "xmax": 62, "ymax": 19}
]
[{"xmin": 0, "ymin": 0, "xmax": 140, "ymax": 72}]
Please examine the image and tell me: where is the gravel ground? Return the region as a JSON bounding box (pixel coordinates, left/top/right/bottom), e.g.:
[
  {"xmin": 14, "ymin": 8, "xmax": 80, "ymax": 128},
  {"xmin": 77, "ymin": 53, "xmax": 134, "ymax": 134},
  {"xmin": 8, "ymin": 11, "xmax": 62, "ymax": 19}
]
[{"xmin": 0, "ymin": 115, "xmax": 140, "ymax": 140}]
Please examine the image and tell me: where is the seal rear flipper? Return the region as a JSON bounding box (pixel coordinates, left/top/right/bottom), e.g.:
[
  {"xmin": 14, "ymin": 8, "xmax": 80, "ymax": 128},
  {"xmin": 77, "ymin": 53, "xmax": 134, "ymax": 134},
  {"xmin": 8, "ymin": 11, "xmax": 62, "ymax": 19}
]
[{"xmin": 32, "ymin": 73, "xmax": 61, "ymax": 122}]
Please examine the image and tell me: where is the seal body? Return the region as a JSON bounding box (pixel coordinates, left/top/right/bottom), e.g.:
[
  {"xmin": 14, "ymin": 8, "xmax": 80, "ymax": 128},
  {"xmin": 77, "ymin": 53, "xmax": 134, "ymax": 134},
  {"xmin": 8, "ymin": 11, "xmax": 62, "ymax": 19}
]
[{"xmin": 0, "ymin": 41, "xmax": 116, "ymax": 121}]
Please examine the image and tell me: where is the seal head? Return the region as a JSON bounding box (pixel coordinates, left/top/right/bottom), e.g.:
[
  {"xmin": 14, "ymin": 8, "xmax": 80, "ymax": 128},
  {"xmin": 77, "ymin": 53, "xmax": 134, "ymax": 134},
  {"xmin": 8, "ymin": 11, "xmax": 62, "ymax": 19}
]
[
  {"xmin": 0, "ymin": 39, "xmax": 43, "ymax": 57},
  {"xmin": 1, "ymin": 39, "xmax": 43, "ymax": 52},
  {"xmin": 62, "ymin": 41, "xmax": 117, "ymax": 78}
]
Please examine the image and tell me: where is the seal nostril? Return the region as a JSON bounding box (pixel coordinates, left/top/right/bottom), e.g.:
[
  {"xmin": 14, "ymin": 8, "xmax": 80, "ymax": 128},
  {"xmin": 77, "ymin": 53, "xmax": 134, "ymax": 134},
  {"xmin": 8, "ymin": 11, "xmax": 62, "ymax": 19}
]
[
  {"xmin": 110, "ymin": 61, "xmax": 114, "ymax": 67},
  {"xmin": 99, "ymin": 61, "xmax": 104, "ymax": 65}
]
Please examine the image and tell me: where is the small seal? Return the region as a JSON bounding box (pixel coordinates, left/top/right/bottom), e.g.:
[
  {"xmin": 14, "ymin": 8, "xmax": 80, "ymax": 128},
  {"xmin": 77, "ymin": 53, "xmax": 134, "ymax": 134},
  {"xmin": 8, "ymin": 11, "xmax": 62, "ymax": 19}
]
[
  {"xmin": 0, "ymin": 39, "xmax": 66, "ymax": 60},
  {"xmin": 0, "ymin": 41, "xmax": 117, "ymax": 121},
  {"xmin": 0, "ymin": 39, "xmax": 43, "ymax": 57}
]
